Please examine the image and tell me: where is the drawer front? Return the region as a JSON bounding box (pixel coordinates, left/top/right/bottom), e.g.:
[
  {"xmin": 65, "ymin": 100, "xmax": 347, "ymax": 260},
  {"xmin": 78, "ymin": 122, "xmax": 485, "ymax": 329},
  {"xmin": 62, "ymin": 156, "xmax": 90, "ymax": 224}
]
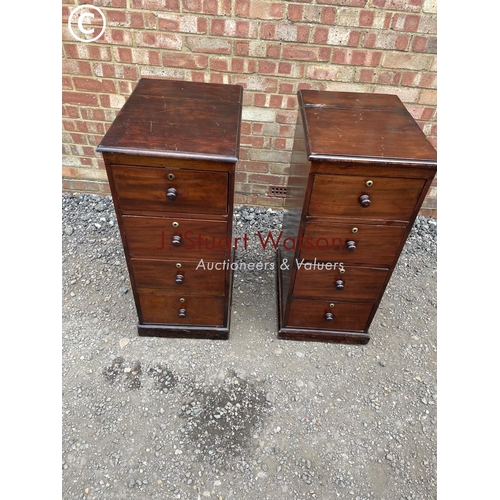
[
  {"xmin": 112, "ymin": 165, "xmax": 228, "ymax": 215},
  {"xmin": 308, "ymin": 174, "xmax": 425, "ymax": 222},
  {"xmin": 139, "ymin": 292, "xmax": 225, "ymax": 326},
  {"xmin": 293, "ymin": 265, "xmax": 389, "ymax": 301},
  {"xmin": 132, "ymin": 259, "xmax": 226, "ymax": 295},
  {"xmin": 287, "ymin": 299, "xmax": 374, "ymax": 332},
  {"xmin": 300, "ymin": 222, "xmax": 406, "ymax": 267},
  {"xmin": 122, "ymin": 216, "xmax": 228, "ymax": 260}
]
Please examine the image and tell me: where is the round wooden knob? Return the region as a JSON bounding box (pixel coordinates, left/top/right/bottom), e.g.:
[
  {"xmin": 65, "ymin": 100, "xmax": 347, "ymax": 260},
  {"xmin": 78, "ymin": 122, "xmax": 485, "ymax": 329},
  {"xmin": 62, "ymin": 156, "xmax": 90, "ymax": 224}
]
[
  {"xmin": 324, "ymin": 312, "xmax": 334, "ymax": 322},
  {"xmin": 166, "ymin": 187, "xmax": 177, "ymax": 201},
  {"xmin": 178, "ymin": 308, "xmax": 186, "ymax": 318},
  {"xmin": 335, "ymin": 279, "xmax": 345, "ymax": 290},
  {"xmin": 346, "ymin": 240, "xmax": 356, "ymax": 252},
  {"xmin": 359, "ymin": 194, "xmax": 370, "ymax": 208},
  {"xmin": 171, "ymin": 235, "xmax": 182, "ymax": 247},
  {"xmin": 175, "ymin": 273, "xmax": 184, "ymax": 285}
]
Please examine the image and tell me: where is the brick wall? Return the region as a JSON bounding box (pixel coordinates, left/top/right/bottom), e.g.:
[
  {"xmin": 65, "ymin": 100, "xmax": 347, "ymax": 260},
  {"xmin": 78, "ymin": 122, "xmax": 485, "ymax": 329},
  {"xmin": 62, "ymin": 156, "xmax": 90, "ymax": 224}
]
[{"xmin": 62, "ymin": 0, "xmax": 437, "ymax": 218}]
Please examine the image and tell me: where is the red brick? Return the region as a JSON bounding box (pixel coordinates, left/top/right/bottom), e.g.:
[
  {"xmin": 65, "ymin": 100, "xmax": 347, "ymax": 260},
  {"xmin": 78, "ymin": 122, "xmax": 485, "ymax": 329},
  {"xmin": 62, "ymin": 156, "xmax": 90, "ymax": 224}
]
[
  {"xmin": 163, "ymin": 52, "xmax": 208, "ymax": 69},
  {"xmin": 317, "ymin": 0, "xmax": 366, "ymax": 5},
  {"xmin": 420, "ymin": 73, "xmax": 436, "ymax": 88},
  {"xmin": 234, "ymin": 40, "xmax": 249, "ymax": 56},
  {"xmin": 266, "ymin": 44, "xmax": 281, "ymax": 58},
  {"xmin": 235, "ymin": 0, "xmax": 249, "ymax": 17},
  {"xmin": 422, "ymin": 107, "xmax": 435, "ymax": 120},
  {"xmin": 238, "ymin": 161, "xmax": 269, "ymax": 173},
  {"xmin": 297, "ymin": 26, "xmax": 310, "ymax": 42},
  {"xmin": 282, "ymin": 45, "xmax": 331, "ymax": 62},
  {"xmin": 313, "ymin": 26, "xmax": 329, "ymax": 44},
  {"xmin": 279, "ymin": 82, "xmax": 294, "ymax": 94},
  {"xmin": 182, "ymin": 0, "xmax": 202, "ymax": 12},
  {"xmin": 278, "ymin": 62, "xmax": 292, "ymax": 75},
  {"xmin": 321, "ymin": 7, "xmax": 336, "ymax": 24},
  {"xmin": 63, "ymin": 92, "xmax": 98, "ymax": 106},
  {"xmin": 210, "ymin": 19, "xmax": 225, "ymax": 35},
  {"xmin": 269, "ymin": 95, "xmax": 283, "ymax": 108},
  {"xmin": 251, "ymin": 123, "xmax": 264, "ymax": 134},
  {"xmin": 378, "ymin": 71, "xmax": 401, "ymax": 85},
  {"xmin": 107, "ymin": 10, "xmax": 127, "ymax": 25},
  {"xmin": 285, "ymin": 96, "xmax": 297, "ymax": 108},
  {"xmin": 248, "ymin": 173, "xmax": 282, "ymax": 184},
  {"xmin": 63, "ymin": 120, "xmax": 75, "ymax": 131},
  {"xmin": 130, "ymin": 12, "xmax": 144, "ymax": 28},
  {"xmin": 165, "ymin": 0, "xmax": 180, "ymax": 8},
  {"xmin": 210, "ymin": 57, "xmax": 229, "ymax": 71},
  {"xmin": 333, "ymin": 49, "xmax": 382, "ymax": 66},
  {"xmin": 360, "ymin": 10, "xmax": 375, "ymax": 27},
  {"xmin": 69, "ymin": 133, "xmax": 88, "ymax": 145},
  {"xmin": 392, "ymin": 13, "xmax": 420, "ymax": 32},
  {"xmin": 258, "ymin": 60, "xmax": 276, "ymax": 74},
  {"xmin": 80, "ymin": 108, "xmax": 106, "ymax": 121},
  {"xmin": 190, "ymin": 71, "xmax": 206, "ymax": 82},
  {"xmin": 288, "ymin": 5, "xmax": 303, "ymax": 21},
  {"xmin": 203, "ymin": 0, "xmax": 218, "ymax": 14},
  {"xmin": 159, "ymin": 18, "xmax": 179, "ymax": 31},
  {"xmin": 62, "ymin": 76, "xmax": 72, "ymax": 90},
  {"xmin": 236, "ymin": 21, "xmax": 251, "ymax": 37},
  {"xmin": 253, "ymin": 94, "xmax": 266, "ymax": 106},
  {"xmin": 115, "ymin": 47, "xmax": 132, "ymax": 62},
  {"xmin": 62, "ymin": 106, "xmax": 80, "ymax": 119},
  {"xmin": 136, "ymin": 32, "xmax": 182, "ymax": 49},
  {"xmin": 358, "ymin": 68, "xmax": 374, "ymax": 82}
]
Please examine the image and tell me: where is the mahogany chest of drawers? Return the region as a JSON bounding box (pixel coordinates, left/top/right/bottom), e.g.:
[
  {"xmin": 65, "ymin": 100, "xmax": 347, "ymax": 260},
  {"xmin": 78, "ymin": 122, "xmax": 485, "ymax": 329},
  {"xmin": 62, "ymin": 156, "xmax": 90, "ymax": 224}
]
[
  {"xmin": 97, "ymin": 79, "xmax": 243, "ymax": 339},
  {"xmin": 277, "ymin": 91, "xmax": 437, "ymax": 344}
]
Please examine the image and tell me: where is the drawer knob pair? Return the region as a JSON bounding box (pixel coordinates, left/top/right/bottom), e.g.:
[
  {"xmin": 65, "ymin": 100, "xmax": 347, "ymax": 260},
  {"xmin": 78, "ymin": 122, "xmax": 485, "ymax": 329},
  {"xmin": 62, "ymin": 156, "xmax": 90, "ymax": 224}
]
[
  {"xmin": 172, "ymin": 235, "xmax": 182, "ymax": 247},
  {"xmin": 358, "ymin": 194, "xmax": 371, "ymax": 208},
  {"xmin": 178, "ymin": 308, "xmax": 187, "ymax": 318},
  {"xmin": 175, "ymin": 274, "xmax": 184, "ymax": 285},
  {"xmin": 166, "ymin": 187, "xmax": 178, "ymax": 201}
]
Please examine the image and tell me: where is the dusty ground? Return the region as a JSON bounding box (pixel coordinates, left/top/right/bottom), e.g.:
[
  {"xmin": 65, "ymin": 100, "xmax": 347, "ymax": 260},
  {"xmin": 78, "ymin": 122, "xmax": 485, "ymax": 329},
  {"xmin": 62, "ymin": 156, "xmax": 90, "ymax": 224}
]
[{"xmin": 62, "ymin": 193, "xmax": 437, "ymax": 500}]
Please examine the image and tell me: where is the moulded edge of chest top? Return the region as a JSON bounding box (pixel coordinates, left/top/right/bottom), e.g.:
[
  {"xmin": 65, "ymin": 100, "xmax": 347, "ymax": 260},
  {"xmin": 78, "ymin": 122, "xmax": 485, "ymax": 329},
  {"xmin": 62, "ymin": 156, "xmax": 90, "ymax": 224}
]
[
  {"xmin": 101, "ymin": 152, "xmax": 237, "ymax": 173},
  {"xmin": 308, "ymin": 159, "xmax": 436, "ymax": 180}
]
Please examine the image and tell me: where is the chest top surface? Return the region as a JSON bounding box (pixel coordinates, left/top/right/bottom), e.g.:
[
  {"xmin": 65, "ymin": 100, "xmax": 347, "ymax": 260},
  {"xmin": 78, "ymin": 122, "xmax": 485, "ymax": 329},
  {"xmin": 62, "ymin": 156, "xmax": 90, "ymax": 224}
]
[
  {"xmin": 299, "ymin": 90, "xmax": 437, "ymax": 166},
  {"xmin": 97, "ymin": 78, "xmax": 243, "ymax": 162}
]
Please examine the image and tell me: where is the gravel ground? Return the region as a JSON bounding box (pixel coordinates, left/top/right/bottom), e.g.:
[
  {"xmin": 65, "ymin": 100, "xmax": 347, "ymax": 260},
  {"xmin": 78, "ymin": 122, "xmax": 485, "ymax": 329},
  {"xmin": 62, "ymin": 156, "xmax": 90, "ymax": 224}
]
[{"xmin": 62, "ymin": 193, "xmax": 437, "ymax": 500}]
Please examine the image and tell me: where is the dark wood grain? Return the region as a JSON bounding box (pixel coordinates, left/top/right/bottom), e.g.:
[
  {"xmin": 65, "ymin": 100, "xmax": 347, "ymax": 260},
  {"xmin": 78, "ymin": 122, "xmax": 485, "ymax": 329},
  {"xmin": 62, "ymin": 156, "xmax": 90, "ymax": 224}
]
[
  {"xmin": 138, "ymin": 292, "xmax": 225, "ymax": 326},
  {"xmin": 131, "ymin": 258, "xmax": 226, "ymax": 294},
  {"xmin": 300, "ymin": 222, "xmax": 406, "ymax": 266},
  {"xmin": 287, "ymin": 299, "xmax": 374, "ymax": 331},
  {"xmin": 299, "ymin": 90, "xmax": 437, "ymax": 164},
  {"xmin": 97, "ymin": 79, "xmax": 243, "ymax": 162},
  {"xmin": 122, "ymin": 216, "xmax": 228, "ymax": 260},
  {"xmin": 97, "ymin": 80, "xmax": 241, "ymax": 339},
  {"xmin": 111, "ymin": 165, "xmax": 228, "ymax": 215},
  {"xmin": 308, "ymin": 174, "xmax": 425, "ymax": 222},
  {"xmin": 277, "ymin": 90, "xmax": 437, "ymax": 344},
  {"xmin": 293, "ymin": 265, "xmax": 389, "ymax": 301}
]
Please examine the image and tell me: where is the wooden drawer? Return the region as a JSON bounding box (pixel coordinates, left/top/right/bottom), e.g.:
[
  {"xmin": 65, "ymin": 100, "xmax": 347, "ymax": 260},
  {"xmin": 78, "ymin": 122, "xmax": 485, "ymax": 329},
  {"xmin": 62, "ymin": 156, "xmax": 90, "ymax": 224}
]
[
  {"xmin": 122, "ymin": 216, "xmax": 228, "ymax": 260},
  {"xmin": 293, "ymin": 265, "xmax": 389, "ymax": 301},
  {"xmin": 287, "ymin": 299, "xmax": 374, "ymax": 332},
  {"xmin": 139, "ymin": 292, "xmax": 225, "ymax": 326},
  {"xmin": 132, "ymin": 258, "xmax": 225, "ymax": 295},
  {"xmin": 300, "ymin": 222, "xmax": 406, "ymax": 267},
  {"xmin": 111, "ymin": 165, "xmax": 228, "ymax": 215},
  {"xmin": 308, "ymin": 174, "xmax": 425, "ymax": 222}
]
